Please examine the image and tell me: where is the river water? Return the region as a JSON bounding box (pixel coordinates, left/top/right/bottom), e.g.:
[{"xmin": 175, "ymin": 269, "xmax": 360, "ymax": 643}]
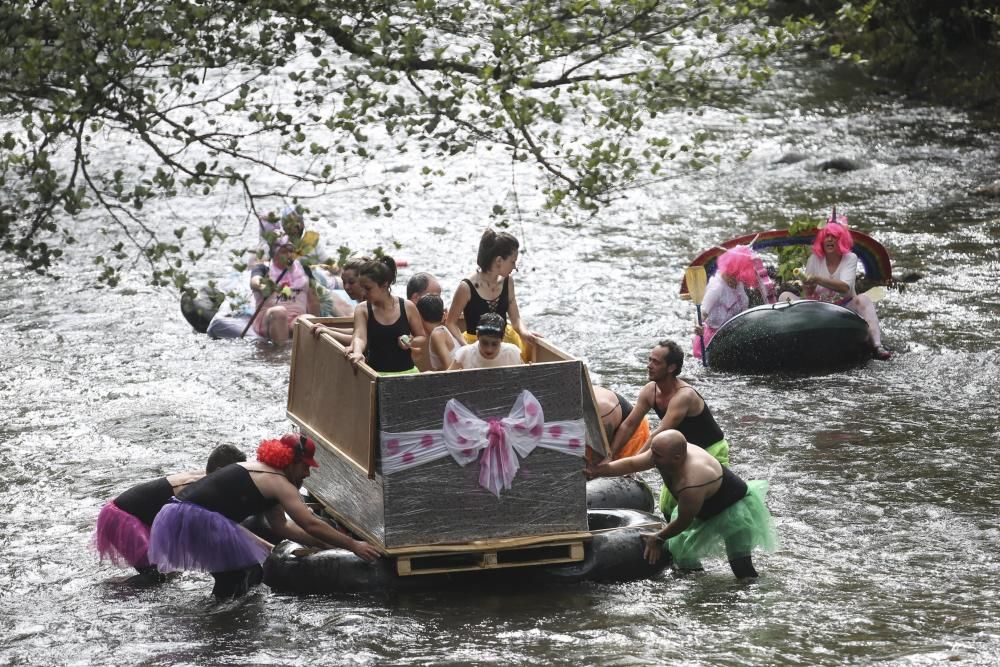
[{"xmin": 2, "ymin": 50, "xmax": 999, "ymax": 665}]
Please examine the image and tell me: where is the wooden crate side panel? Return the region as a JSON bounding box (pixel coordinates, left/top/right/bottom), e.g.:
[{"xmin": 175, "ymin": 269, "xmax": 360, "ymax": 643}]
[
  {"xmin": 377, "ymin": 363, "xmax": 587, "ymax": 548},
  {"xmin": 288, "ymin": 317, "xmax": 376, "ymax": 474},
  {"xmin": 304, "ymin": 439, "xmax": 387, "ymax": 546},
  {"xmin": 580, "ymin": 365, "xmax": 610, "ymax": 458},
  {"xmin": 534, "ymin": 338, "xmax": 574, "ymax": 364},
  {"xmin": 382, "ymin": 449, "xmax": 586, "ymax": 547}
]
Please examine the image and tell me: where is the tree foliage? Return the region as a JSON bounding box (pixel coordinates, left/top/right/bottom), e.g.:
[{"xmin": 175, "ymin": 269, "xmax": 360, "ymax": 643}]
[
  {"xmin": 0, "ymin": 0, "xmax": 816, "ymax": 288},
  {"xmin": 788, "ymin": 1, "xmax": 1000, "ymax": 106}
]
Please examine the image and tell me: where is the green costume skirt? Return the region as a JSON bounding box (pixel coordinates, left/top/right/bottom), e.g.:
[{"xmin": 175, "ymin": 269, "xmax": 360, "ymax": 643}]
[
  {"xmin": 658, "ymin": 438, "xmax": 730, "ymax": 516},
  {"xmin": 378, "ymin": 367, "xmax": 419, "ymax": 377},
  {"xmin": 668, "ymin": 479, "xmax": 778, "ymax": 569}
]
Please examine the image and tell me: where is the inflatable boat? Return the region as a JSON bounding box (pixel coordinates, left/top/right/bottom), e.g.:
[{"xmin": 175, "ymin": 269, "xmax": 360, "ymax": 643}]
[
  {"xmin": 263, "ymin": 508, "xmax": 668, "ymax": 594},
  {"xmin": 705, "ymin": 300, "xmax": 871, "ymax": 372},
  {"xmin": 680, "ymin": 227, "xmax": 892, "ymax": 373}
]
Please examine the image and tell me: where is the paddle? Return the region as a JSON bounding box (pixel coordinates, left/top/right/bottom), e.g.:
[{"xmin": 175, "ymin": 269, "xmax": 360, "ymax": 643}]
[
  {"xmin": 685, "ymin": 266, "xmax": 709, "ymax": 366},
  {"xmin": 862, "ymin": 285, "xmax": 887, "ymax": 302},
  {"xmin": 241, "ymin": 265, "xmax": 290, "ymax": 338}
]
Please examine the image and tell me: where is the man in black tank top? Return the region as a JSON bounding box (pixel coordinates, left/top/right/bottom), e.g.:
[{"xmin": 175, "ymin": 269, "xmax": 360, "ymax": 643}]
[
  {"xmin": 608, "ymin": 340, "xmax": 729, "ymax": 458},
  {"xmin": 587, "ymin": 430, "xmax": 777, "ymax": 579},
  {"xmin": 605, "ymin": 340, "xmax": 732, "ymax": 518}
]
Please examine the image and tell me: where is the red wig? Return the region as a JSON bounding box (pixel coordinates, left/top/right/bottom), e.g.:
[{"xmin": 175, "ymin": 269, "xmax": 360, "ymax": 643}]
[
  {"xmin": 716, "ymin": 245, "xmax": 758, "ymax": 286},
  {"xmin": 812, "ymin": 220, "xmax": 853, "ymax": 257},
  {"xmin": 257, "ymin": 439, "xmax": 295, "ymax": 469}
]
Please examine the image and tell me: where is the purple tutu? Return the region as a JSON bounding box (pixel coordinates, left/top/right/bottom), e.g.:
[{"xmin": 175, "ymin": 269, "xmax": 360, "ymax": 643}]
[
  {"xmin": 93, "ymin": 501, "xmax": 152, "ymax": 568},
  {"xmin": 148, "ymin": 501, "xmax": 270, "ymax": 573}
]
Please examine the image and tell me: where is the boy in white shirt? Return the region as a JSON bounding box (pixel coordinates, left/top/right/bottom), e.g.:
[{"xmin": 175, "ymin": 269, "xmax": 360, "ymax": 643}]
[{"xmin": 449, "ymin": 312, "xmax": 524, "ymax": 369}]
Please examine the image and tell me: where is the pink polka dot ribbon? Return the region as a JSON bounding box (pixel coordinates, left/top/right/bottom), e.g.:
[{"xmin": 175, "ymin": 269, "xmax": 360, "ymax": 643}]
[{"xmin": 380, "ymin": 390, "xmax": 586, "ymax": 497}]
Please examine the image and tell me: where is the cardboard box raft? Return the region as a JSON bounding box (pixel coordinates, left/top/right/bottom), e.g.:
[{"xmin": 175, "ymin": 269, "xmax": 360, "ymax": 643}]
[{"xmin": 287, "ymin": 316, "xmax": 610, "ymax": 552}]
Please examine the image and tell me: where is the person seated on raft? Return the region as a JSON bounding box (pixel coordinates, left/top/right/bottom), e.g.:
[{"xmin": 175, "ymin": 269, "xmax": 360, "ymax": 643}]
[
  {"xmin": 448, "ymin": 312, "xmax": 524, "ymax": 370},
  {"xmin": 148, "ymin": 433, "xmax": 381, "ymax": 599},
  {"xmin": 778, "ymin": 216, "xmax": 891, "ymax": 360},
  {"xmin": 93, "ymin": 444, "xmax": 247, "ymax": 586},
  {"xmin": 345, "ymin": 255, "xmax": 426, "ymax": 376},
  {"xmin": 406, "ymin": 272, "xmax": 442, "ymax": 305},
  {"xmin": 255, "ymin": 207, "xmax": 353, "ymax": 317},
  {"xmin": 406, "ymin": 273, "xmax": 443, "ymax": 371},
  {"xmin": 587, "ymin": 430, "xmax": 778, "ymax": 580},
  {"xmin": 445, "ymin": 228, "xmax": 541, "ymax": 362},
  {"xmin": 692, "ymin": 246, "xmax": 759, "ymax": 359},
  {"xmin": 417, "ymin": 294, "xmax": 464, "ymax": 371},
  {"xmin": 606, "ymin": 340, "xmax": 732, "ymax": 518},
  {"xmin": 592, "ymin": 385, "xmax": 651, "ymax": 461},
  {"xmin": 255, "ymin": 206, "xmax": 328, "ymax": 267},
  {"xmin": 249, "ymin": 236, "xmax": 320, "ymax": 345}
]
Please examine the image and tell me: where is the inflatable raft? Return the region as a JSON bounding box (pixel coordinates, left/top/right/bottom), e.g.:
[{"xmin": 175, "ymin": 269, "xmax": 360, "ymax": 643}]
[
  {"xmin": 586, "ymin": 477, "xmax": 655, "ymax": 513},
  {"xmin": 680, "ymin": 227, "xmax": 892, "ymax": 373},
  {"xmin": 705, "ymin": 300, "xmax": 871, "ymax": 372},
  {"xmin": 263, "ymin": 508, "xmax": 668, "ymax": 594}
]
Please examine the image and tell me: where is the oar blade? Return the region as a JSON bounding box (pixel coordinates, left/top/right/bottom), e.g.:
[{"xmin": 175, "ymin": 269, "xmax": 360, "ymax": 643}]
[
  {"xmin": 863, "ymin": 285, "xmax": 888, "ymax": 302},
  {"xmin": 685, "ymin": 266, "xmax": 708, "ymax": 305}
]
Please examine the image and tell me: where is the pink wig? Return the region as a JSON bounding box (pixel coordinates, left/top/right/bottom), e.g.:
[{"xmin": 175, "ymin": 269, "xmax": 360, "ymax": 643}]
[
  {"xmin": 716, "ymin": 245, "xmax": 758, "ymax": 286},
  {"xmin": 812, "ymin": 221, "xmax": 853, "ymax": 257}
]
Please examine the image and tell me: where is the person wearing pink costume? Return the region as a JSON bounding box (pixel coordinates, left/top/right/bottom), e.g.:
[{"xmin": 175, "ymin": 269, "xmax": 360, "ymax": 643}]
[
  {"xmin": 92, "ymin": 444, "xmax": 247, "ymax": 586},
  {"xmin": 692, "ymin": 246, "xmax": 758, "ymax": 359},
  {"xmin": 779, "ymin": 217, "xmax": 891, "ymax": 360},
  {"xmin": 250, "ymin": 237, "xmax": 314, "ymax": 344},
  {"xmin": 148, "ymin": 434, "xmax": 381, "ymax": 599}
]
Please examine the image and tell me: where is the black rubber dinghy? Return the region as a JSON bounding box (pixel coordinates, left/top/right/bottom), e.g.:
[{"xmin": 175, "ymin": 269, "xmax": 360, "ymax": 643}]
[
  {"xmin": 263, "ymin": 508, "xmax": 667, "ymax": 594},
  {"xmin": 586, "ymin": 477, "xmax": 655, "ymax": 512},
  {"xmin": 706, "ymin": 300, "xmax": 871, "ymax": 373}
]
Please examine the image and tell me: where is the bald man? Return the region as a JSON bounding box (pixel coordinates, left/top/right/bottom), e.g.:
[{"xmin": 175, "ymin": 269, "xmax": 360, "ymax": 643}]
[{"xmin": 588, "ymin": 430, "xmax": 777, "ymax": 579}]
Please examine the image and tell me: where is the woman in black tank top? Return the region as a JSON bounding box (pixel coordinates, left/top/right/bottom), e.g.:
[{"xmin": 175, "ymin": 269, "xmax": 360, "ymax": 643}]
[
  {"xmin": 445, "ymin": 228, "xmax": 540, "ymax": 348},
  {"xmin": 345, "ymin": 256, "xmax": 424, "ymax": 373}
]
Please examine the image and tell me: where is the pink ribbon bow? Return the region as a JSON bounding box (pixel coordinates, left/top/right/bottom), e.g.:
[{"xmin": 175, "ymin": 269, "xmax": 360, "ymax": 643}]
[{"xmin": 380, "ymin": 390, "xmax": 586, "ymax": 498}]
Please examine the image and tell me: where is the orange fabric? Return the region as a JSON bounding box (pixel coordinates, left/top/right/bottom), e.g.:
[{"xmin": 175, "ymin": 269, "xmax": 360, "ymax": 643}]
[{"xmin": 615, "ymin": 417, "xmax": 650, "ymax": 460}]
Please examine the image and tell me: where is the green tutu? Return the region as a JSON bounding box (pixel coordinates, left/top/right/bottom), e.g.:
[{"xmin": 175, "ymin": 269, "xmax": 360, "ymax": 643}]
[{"xmin": 667, "ymin": 479, "xmax": 778, "ymax": 569}]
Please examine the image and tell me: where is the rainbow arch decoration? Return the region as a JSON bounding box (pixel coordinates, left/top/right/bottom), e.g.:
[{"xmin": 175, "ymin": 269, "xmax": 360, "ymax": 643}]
[{"xmin": 679, "ymin": 228, "xmax": 892, "ymax": 299}]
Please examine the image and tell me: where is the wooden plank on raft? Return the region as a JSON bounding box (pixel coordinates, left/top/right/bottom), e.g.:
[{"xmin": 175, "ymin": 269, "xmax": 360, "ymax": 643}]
[
  {"xmin": 288, "ymin": 316, "xmax": 376, "ymax": 475},
  {"xmin": 394, "ymin": 539, "xmax": 586, "ymax": 576}
]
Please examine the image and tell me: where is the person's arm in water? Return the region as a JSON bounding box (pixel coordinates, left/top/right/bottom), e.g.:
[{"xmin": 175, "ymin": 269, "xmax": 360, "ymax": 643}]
[
  {"xmin": 608, "ymin": 383, "xmax": 653, "ymax": 458},
  {"xmin": 264, "ymin": 478, "xmax": 380, "ymax": 561}
]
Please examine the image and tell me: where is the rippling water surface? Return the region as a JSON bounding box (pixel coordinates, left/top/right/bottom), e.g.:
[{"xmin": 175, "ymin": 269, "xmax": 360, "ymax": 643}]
[{"xmin": 2, "ymin": 53, "xmax": 999, "ymax": 665}]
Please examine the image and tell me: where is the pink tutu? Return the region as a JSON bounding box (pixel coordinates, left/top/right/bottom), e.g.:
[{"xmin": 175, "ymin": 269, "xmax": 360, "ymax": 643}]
[
  {"xmin": 148, "ymin": 501, "xmax": 270, "ymax": 573},
  {"xmin": 93, "ymin": 501, "xmax": 151, "ymax": 569}
]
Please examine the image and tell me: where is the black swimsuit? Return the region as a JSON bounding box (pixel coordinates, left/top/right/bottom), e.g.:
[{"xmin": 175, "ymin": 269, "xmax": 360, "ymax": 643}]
[
  {"xmin": 115, "ymin": 477, "xmax": 176, "ymax": 526},
  {"xmin": 614, "ymin": 392, "xmax": 634, "ymax": 424},
  {"xmin": 461, "ymin": 277, "xmax": 510, "ymax": 334},
  {"xmin": 669, "ymin": 468, "xmax": 748, "ymax": 520},
  {"xmin": 177, "ymin": 464, "xmax": 279, "ymax": 523},
  {"xmin": 365, "ymin": 297, "xmax": 414, "ymax": 373},
  {"xmin": 654, "ymin": 385, "xmax": 725, "ymax": 447}
]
